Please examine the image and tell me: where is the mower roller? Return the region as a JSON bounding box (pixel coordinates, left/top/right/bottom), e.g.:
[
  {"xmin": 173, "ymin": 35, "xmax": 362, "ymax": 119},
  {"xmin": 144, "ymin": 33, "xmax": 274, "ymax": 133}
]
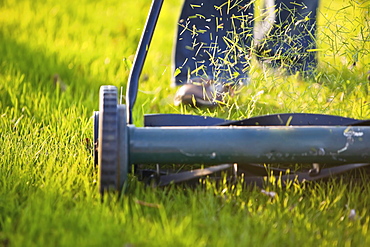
[{"xmin": 93, "ymin": 0, "xmax": 370, "ymax": 193}]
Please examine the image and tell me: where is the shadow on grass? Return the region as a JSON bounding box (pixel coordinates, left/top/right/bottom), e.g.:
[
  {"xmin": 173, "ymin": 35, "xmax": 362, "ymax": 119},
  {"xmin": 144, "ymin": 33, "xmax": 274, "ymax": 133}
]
[{"xmin": 0, "ymin": 31, "xmax": 107, "ymax": 112}]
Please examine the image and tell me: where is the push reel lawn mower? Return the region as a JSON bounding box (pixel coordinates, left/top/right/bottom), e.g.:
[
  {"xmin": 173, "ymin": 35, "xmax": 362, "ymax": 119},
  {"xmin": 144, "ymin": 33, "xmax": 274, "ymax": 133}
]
[{"xmin": 93, "ymin": 0, "xmax": 370, "ymax": 193}]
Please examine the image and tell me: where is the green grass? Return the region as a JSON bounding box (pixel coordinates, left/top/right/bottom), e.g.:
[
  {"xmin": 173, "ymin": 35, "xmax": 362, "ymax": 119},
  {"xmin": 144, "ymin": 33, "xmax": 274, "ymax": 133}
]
[{"xmin": 1, "ymin": 0, "xmax": 370, "ymax": 246}]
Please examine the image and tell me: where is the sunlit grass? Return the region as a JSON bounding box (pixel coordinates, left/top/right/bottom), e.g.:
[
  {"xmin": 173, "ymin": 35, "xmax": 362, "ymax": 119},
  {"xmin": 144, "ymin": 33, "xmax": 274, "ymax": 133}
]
[{"xmin": 0, "ymin": 0, "xmax": 369, "ymax": 246}]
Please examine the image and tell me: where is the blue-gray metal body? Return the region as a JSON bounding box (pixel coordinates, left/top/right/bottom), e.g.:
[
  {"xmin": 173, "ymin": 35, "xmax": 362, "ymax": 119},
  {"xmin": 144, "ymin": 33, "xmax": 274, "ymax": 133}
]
[{"xmin": 128, "ymin": 125, "xmax": 370, "ymax": 165}]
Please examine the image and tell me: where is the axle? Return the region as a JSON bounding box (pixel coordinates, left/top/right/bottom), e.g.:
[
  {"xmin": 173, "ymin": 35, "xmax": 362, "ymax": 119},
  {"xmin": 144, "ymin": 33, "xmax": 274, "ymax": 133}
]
[{"xmin": 129, "ymin": 125, "xmax": 370, "ymax": 165}]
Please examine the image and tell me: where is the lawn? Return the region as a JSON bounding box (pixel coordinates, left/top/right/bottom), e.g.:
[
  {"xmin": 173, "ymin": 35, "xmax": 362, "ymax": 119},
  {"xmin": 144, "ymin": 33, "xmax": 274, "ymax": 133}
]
[{"xmin": 0, "ymin": 0, "xmax": 369, "ymax": 246}]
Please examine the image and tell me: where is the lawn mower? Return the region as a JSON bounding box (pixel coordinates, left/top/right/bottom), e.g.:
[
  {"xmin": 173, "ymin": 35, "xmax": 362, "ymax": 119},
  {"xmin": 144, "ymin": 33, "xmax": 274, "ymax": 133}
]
[{"xmin": 93, "ymin": 0, "xmax": 370, "ymax": 193}]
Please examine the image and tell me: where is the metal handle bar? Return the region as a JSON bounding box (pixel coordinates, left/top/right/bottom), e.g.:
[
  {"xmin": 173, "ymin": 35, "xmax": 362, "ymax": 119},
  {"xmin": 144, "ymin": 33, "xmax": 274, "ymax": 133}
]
[{"xmin": 126, "ymin": 0, "xmax": 164, "ymax": 124}]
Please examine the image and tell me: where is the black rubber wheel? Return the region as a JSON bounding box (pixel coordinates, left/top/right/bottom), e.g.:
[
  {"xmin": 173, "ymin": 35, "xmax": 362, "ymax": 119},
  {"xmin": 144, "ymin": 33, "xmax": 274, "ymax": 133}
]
[{"xmin": 98, "ymin": 86, "xmax": 119, "ymax": 193}]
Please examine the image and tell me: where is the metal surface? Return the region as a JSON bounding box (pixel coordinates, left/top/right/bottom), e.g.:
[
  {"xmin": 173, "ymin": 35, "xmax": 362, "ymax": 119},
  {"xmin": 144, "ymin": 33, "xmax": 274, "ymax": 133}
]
[
  {"xmin": 129, "ymin": 126, "xmax": 370, "ymax": 165},
  {"xmin": 144, "ymin": 113, "xmax": 364, "ymax": 127},
  {"xmin": 222, "ymin": 113, "xmax": 368, "ymax": 126},
  {"xmin": 126, "ymin": 0, "xmax": 164, "ymax": 124},
  {"xmin": 144, "ymin": 113, "xmax": 231, "ymax": 126}
]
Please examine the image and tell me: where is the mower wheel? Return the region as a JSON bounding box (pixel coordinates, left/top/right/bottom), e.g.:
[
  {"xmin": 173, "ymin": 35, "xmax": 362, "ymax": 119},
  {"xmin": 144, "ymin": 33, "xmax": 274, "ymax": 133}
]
[{"xmin": 98, "ymin": 86, "xmax": 119, "ymax": 193}]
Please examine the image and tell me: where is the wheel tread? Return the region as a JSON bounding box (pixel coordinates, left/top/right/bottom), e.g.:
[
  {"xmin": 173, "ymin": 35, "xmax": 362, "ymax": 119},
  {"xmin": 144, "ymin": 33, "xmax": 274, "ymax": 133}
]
[{"xmin": 99, "ymin": 86, "xmax": 119, "ymax": 193}]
